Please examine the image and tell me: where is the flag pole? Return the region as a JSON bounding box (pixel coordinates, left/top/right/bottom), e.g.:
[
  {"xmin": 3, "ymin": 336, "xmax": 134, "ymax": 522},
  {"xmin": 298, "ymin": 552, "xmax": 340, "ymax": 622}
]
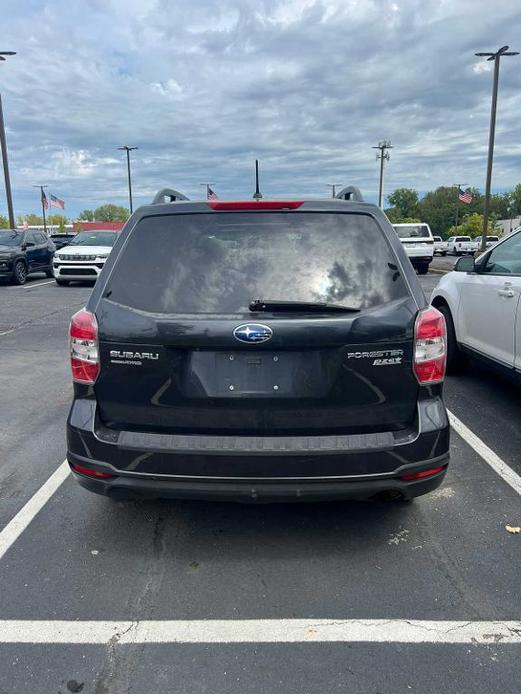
[{"xmin": 33, "ymin": 185, "xmax": 48, "ymax": 234}]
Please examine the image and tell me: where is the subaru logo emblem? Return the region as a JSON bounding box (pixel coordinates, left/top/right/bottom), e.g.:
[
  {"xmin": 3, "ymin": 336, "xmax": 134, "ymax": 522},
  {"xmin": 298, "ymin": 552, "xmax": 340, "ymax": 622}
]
[{"xmin": 233, "ymin": 323, "xmax": 273, "ymax": 344}]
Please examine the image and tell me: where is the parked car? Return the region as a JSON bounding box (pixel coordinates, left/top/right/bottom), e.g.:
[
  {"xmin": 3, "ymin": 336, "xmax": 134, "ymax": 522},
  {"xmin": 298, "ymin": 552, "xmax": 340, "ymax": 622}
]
[
  {"xmin": 433, "ymin": 236, "xmax": 448, "ymax": 256},
  {"xmin": 53, "ymin": 230, "xmax": 119, "ymax": 285},
  {"xmin": 392, "ymin": 223, "xmax": 434, "ymax": 274},
  {"xmin": 446, "ymin": 235, "xmax": 474, "ymax": 255},
  {"xmin": 471, "ymin": 235, "xmax": 500, "ymax": 253},
  {"xmin": 0, "ymin": 229, "xmax": 55, "ymax": 285},
  {"xmin": 67, "ymin": 189, "xmax": 450, "ymax": 503},
  {"xmin": 49, "ymin": 232, "xmax": 77, "ymax": 250},
  {"xmin": 431, "ymin": 228, "xmax": 521, "ymax": 379}
]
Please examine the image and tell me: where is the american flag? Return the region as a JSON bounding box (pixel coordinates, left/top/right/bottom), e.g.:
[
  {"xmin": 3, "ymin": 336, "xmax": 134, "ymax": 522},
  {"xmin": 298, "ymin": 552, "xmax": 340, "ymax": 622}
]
[
  {"xmin": 458, "ymin": 187, "xmax": 473, "ymax": 204},
  {"xmin": 41, "ymin": 189, "xmax": 49, "ymax": 210},
  {"xmin": 207, "ymin": 186, "xmax": 218, "ymax": 201},
  {"xmin": 50, "ymin": 194, "xmax": 65, "ymax": 209}
]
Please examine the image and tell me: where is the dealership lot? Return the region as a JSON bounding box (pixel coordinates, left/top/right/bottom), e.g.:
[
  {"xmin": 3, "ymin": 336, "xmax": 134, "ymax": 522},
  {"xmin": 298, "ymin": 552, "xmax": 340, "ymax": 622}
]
[{"xmin": 0, "ymin": 272, "xmax": 520, "ymax": 693}]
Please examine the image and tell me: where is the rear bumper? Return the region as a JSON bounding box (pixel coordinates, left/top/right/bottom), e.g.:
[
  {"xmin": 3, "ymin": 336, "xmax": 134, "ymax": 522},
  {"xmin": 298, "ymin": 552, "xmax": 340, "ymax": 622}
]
[{"xmin": 67, "ymin": 396, "xmax": 450, "ymax": 502}]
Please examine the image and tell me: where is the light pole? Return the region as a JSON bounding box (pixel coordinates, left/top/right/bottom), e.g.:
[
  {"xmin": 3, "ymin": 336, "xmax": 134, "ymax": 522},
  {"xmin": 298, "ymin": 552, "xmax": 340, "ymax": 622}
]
[
  {"xmin": 117, "ymin": 145, "xmax": 138, "ymax": 213},
  {"xmin": 372, "ymin": 141, "xmax": 392, "ymax": 209},
  {"xmin": 326, "ymin": 184, "xmax": 342, "ymax": 198},
  {"xmin": 0, "ymin": 51, "xmax": 16, "ymax": 228},
  {"xmin": 475, "ymin": 46, "xmax": 519, "ymax": 252}
]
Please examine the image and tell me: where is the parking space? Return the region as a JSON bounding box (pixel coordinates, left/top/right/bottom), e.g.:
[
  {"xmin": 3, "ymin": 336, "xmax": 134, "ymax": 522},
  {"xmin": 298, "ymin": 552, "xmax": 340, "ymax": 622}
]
[{"xmin": 0, "ymin": 272, "xmax": 520, "ymax": 693}]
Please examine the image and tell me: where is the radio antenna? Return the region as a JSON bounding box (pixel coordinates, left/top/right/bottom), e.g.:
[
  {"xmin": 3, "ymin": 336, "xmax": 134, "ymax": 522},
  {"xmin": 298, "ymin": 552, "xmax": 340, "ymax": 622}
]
[{"xmin": 253, "ymin": 159, "xmax": 263, "ymax": 200}]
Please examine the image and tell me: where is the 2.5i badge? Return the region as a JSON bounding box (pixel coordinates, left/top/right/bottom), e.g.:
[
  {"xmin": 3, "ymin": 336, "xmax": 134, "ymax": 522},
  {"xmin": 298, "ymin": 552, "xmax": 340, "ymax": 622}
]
[{"xmin": 347, "ymin": 349, "xmax": 404, "ymax": 366}]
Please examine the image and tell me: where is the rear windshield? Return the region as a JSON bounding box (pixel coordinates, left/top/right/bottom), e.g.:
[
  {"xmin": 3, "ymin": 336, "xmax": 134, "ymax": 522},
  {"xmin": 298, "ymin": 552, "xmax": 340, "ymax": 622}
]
[
  {"xmin": 70, "ymin": 231, "xmax": 118, "ymax": 246},
  {"xmin": 455, "ymin": 236, "xmax": 471, "ymax": 242},
  {"xmin": 433, "ymin": 236, "xmax": 442, "ymax": 242},
  {"xmin": 393, "ymin": 225, "xmax": 430, "ymax": 238},
  {"xmin": 106, "ymin": 212, "xmax": 408, "ymax": 314}
]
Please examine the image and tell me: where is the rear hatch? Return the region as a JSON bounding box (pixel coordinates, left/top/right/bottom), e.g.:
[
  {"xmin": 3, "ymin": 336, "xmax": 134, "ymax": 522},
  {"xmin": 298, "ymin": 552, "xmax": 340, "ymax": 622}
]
[
  {"xmin": 394, "ymin": 224, "xmax": 433, "ymax": 257},
  {"xmin": 94, "ymin": 209, "xmax": 420, "ymax": 436}
]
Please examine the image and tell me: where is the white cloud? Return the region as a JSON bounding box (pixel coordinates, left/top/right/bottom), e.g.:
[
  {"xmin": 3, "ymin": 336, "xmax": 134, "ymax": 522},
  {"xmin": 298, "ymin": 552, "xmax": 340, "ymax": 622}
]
[{"xmin": 0, "ymin": 0, "xmax": 520, "ymax": 217}]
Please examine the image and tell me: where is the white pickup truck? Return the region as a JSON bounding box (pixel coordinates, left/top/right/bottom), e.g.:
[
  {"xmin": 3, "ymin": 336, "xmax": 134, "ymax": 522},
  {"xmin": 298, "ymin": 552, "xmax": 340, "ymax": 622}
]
[
  {"xmin": 471, "ymin": 235, "xmax": 500, "ymax": 253},
  {"xmin": 446, "ymin": 236, "xmax": 475, "ymax": 255},
  {"xmin": 433, "ymin": 236, "xmax": 448, "ymax": 256}
]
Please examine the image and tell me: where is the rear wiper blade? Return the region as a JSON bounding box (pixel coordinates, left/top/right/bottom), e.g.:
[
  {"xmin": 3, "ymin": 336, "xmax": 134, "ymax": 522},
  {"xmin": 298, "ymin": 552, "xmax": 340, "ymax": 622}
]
[{"xmin": 249, "ymin": 299, "xmax": 360, "ymax": 313}]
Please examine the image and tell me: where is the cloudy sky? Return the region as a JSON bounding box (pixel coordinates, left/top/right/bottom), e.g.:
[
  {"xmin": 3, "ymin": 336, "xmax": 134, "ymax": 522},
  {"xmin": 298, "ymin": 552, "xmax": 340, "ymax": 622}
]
[{"xmin": 1, "ymin": 0, "xmax": 520, "ymax": 219}]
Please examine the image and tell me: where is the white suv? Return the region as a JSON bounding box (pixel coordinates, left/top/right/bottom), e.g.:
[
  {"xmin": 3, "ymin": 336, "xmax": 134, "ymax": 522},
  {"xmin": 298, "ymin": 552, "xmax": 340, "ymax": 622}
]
[
  {"xmin": 431, "ymin": 228, "xmax": 521, "ymax": 378},
  {"xmin": 53, "ymin": 230, "xmax": 118, "ymax": 285},
  {"xmin": 392, "ymin": 223, "xmax": 434, "ymax": 274}
]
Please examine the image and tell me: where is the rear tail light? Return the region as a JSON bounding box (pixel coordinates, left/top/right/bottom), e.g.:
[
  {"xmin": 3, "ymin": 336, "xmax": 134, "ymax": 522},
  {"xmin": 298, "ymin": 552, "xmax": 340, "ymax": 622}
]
[
  {"xmin": 70, "ymin": 463, "xmax": 114, "ymax": 479},
  {"xmin": 413, "ymin": 307, "xmax": 446, "ymax": 384},
  {"xmin": 400, "ymin": 465, "xmax": 446, "ymax": 481},
  {"xmin": 69, "ymin": 308, "xmax": 99, "ymax": 384},
  {"xmin": 207, "ymin": 201, "xmax": 304, "ymax": 211}
]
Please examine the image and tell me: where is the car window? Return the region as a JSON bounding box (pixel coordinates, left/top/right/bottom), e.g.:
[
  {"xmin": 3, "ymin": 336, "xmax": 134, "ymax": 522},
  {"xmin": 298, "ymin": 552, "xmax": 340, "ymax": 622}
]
[
  {"xmin": 106, "ymin": 212, "xmax": 409, "ymax": 314},
  {"xmin": 70, "ymin": 231, "xmax": 118, "ymax": 246},
  {"xmin": 36, "ymin": 232, "xmax": 47, "ymax": 243},
  {"xmin": 433, "ymin": 236, "xmax": 442, "ymax": 242},
  {"xmin": 25, "ymin": 232, "xmax": 38, "ymax": 245},
  {"xmin": 393, "ymin": 225, "xmax": 431, "ymax": 238},
  {"xmin": 482, "ymin": 232, "xmax": 521, "ymax": 275},
  {"xmin": 455, "ymin": 236, "xmax": 471, "ymax": 242}
]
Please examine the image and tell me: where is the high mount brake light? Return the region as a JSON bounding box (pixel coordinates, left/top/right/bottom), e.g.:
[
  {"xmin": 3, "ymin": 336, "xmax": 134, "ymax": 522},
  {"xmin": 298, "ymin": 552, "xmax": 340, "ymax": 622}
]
[
  {"xmin": 69, "ymin": 308, "xmax": 99, "ymax": 384},
  {"xmin": 207, "ymin": 201, "xmax": 304, "ymax": 211},
  {"xmin": 413, "ymin": 307, "xmax": 447, "ymax": 385}
]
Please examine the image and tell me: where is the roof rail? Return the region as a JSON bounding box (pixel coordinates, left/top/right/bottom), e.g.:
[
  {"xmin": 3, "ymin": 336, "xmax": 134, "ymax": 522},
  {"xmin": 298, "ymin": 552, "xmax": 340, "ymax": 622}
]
[
  {"xmin": 334, "ymin": 186, "xmax": 364, "ymax": 202},
  {"xmin": 152, "ymin": 188, "xmax": 190, "ymax": 204}
]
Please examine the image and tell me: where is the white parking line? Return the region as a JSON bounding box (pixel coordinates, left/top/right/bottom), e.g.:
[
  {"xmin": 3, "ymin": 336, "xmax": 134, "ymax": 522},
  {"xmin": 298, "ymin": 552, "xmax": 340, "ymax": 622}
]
[
  {"xmin": 0, "ymin": 329, "xmax": 14, "ymax": 336},
  {"xmin": 22, "ymin": 279, "xmax": 55, "ymax": 289},
  {"xmin": 0, "ymin": 619, "xmax": 519, "ymax": 644},
  {"xmin": 448, "ymin": 410, "xmax": 521, "ymax": 496},
  {"xmin": 0, "ymin": 461, "xmax": 70, "ymax": 562}
]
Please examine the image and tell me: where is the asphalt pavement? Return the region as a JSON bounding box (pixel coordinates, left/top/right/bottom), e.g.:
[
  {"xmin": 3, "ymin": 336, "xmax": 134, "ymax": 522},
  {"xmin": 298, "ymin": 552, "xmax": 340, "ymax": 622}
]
[{"xmin": 0, "ymin": 270, "xmax": 520, "ymax": 694}]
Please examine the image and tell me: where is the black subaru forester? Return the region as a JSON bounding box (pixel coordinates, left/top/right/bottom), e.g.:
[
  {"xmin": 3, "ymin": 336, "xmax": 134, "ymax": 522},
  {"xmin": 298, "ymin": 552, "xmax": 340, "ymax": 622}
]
[{"xmin": 67, "ymin": 188, "xmax": 449, "ymax": 502}]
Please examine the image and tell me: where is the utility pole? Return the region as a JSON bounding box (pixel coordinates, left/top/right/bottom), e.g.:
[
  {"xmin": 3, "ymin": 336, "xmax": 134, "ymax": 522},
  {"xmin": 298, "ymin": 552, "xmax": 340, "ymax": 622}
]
[
  {"xmin": 326, "ymin": 184, "xmax": 342, "ymax": 198},
  {"xmin": 475, "ymin": 46, "xmax": 519, "ymax": 253},
  {"xmin": 0, "ymin": 51, "xmax": 16, "ymax": 228},
  {"xmin": 453, "ymin": 183, "xmax": 468, "ymax": 229},
  {"xmin": 372, "ymin": 141, "xmax": 392, "ymax": 209},
  {"xmin": 117, "ymin": 146, "xmax": 138, "ymax": 213},
  {"xmin": 33, "ymin": 185, "xmax": 48, "ymax": 234}
]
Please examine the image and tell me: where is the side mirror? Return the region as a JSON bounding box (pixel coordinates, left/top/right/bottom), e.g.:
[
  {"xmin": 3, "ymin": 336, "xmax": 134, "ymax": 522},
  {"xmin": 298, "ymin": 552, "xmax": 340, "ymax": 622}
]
[
  {"xmin": 25, "ymin": 241, "xmax": 35, "ymax": 248},
  {"xmin": 455, "ymin": 256, "xmax": 475, "ymax": 273}
]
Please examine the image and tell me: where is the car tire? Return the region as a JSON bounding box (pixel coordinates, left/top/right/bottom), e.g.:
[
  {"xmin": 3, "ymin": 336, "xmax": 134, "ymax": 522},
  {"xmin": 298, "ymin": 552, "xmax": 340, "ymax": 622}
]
[
  {"xmin": 11, "ymin": 260, "xmax": 27, "ymax": 285},
  {"xmin": 45, "ymin": 268, "xmax": 54, "ymax": 278},
  {"xmin": 437, "ymin": 304, "xmax": 467, "ymax": 374},
  {"xmin": 441, "ymin": 251, "xmax": 447, "ymax": 256},
  {"xmin": 417, "ymin": 263, "xmax": 429, "ymax": 275},
  {"xmin": 55, "ymin": 279, "xmax": 70, "ymax": 286}
]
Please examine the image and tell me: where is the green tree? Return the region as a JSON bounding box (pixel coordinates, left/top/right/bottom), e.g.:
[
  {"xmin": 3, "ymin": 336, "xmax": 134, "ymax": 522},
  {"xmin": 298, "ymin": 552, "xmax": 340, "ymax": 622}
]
[
  {"xmin": 384, "ymin": 208, "xmax": 421, "ymax": 224},
  {"xmin": 47, "ymin": 214, "xmax": 69, "ymax": 232},
  {"xmin": 448, "ymin": 213, "xmax": 497, "ymax": 238},
  {"xmin": 93, "ymin": 204, "xmax": 129, "ymax": 222},
  {"xmin": 417, "ymin": 186, "xmax": 483, "ymax": 238},
  {"xmin": 387, "ymin": 188, "xmax": 420, "ymax": 219},
  {"xmin": 17, "ymin": 213, "xmax": 44, "ymax": 226},
  {"xmin": 79, "ymin": 209, "xmax": 95, "ymax": 221},
  {"xmin": 0, "ymin": 214, "xmax": 9, "ymax": 228}
]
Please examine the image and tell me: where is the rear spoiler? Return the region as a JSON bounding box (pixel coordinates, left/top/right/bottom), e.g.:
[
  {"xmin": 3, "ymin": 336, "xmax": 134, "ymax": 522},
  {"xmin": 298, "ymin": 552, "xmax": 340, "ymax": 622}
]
[
  {"xmin": 151, "ymin": 188, "xmax": 190, "ymax": 204},
  {"xmin": 335, "ymin": 186, "xmax": 364, "ymax": 202}
]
